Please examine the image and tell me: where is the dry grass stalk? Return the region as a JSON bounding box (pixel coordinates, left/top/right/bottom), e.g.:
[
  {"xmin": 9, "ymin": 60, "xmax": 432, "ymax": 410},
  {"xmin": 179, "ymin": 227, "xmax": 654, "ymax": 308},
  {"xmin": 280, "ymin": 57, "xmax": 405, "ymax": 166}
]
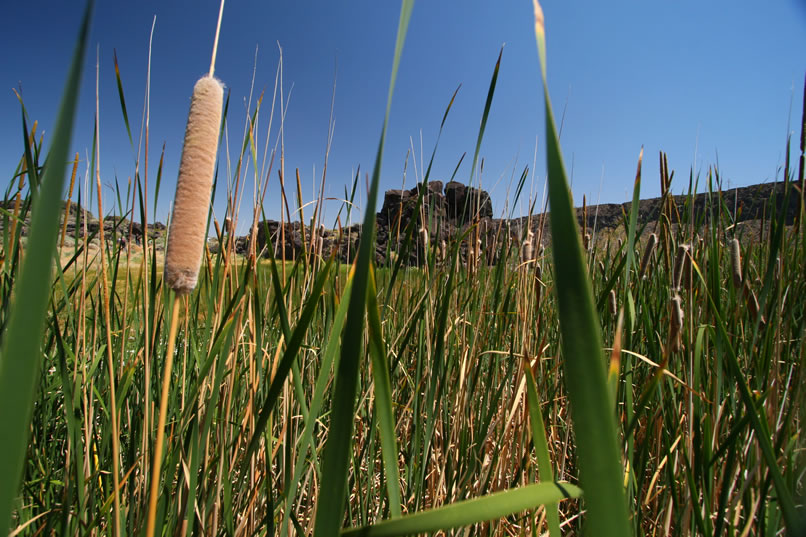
[
  {"xmin": 729, "ymin": 238, "xmax": 742, "ymax": 289},
  {"xmin": 639, "ymin": 233, "xmax": 657, "ymax": 279},
  {"xmin": 163, "ymin": 75, "xmax": 224, "ymax": 294},
  {"xmin": 59, "ymin": 153, "xmax": 80, "ymax": 249}
]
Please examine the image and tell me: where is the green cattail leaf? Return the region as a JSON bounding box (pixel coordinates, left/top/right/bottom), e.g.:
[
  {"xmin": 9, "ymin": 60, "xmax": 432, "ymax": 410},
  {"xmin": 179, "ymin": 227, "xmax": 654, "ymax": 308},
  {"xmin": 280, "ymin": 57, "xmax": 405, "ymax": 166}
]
[
  {"xmin": 530, "ymin": 2, "xmax": 632, "ymax": 536},
  {"xmin": 313, "ymin": 2, "xmax": 413, "ymax": 535},
  {"xmin": 0, "ymin": 1, "xmax": 93, "ymax": 531},
  {"xmin": 341, "ymin": 482, "xmax": 581, "ymax": 537}
]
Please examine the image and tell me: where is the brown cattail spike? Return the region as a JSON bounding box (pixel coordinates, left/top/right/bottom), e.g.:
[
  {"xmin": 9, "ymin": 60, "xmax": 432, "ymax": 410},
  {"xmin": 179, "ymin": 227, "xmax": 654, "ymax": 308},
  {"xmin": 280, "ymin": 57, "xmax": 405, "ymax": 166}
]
[
  {"xmin": 672, "ymin": 243, "xmax": 689, "ymax": 291},
  {"xmin": 681, "ymin": 246, "xmax": 693, "ymax": 290},
  {"xmin": 164, "ymin": 76, "xmax": 224, "ymax": 294},
  {"xmin": 639, "ymin": 233, "xmax": 657, "ymax": 280},
  {"xmin": 729, "ymin": 238, "xmax": 742, "ymax": 289},
  {"xmin": 608, "ymin": 289, "xmax": 617, "ymax": 316},
  {"xmin": 521, "ymin": 230, "xmax": 534, "ymax": 265}
]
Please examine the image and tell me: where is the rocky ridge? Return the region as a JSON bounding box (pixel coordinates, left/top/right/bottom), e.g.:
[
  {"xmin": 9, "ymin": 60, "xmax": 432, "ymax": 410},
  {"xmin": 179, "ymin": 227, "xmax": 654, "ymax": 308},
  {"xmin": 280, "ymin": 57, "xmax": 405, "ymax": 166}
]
[{"xmin": 2, "ymin": 180, "xmax": 800, "ymax": 264}]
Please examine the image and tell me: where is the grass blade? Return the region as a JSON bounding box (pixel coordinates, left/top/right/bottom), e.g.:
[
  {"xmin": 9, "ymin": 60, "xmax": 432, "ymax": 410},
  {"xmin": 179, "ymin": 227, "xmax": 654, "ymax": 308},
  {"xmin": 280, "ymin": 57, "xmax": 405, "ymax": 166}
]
[
  {"xmin": 313, "ymin": 2, "xmax": 414, "ymax": 535},
  {"xmin": 341, "ymin": 482, "xmax": 582, "ymax": 537},
  {"xmin": 0, "ymin": 2, "xmax": 93, "ymax": 531},
  {"xmin": 531, "ymin": 2, "xmax": 632, "ymax": 535}
]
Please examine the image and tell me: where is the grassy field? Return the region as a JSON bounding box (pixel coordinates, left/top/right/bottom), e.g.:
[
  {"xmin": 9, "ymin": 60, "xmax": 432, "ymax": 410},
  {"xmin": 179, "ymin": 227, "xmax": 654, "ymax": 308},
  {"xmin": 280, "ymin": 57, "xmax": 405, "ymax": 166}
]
[{"xmin": 1, "ymin": 1, "xmax": 804, "ymax": 535}]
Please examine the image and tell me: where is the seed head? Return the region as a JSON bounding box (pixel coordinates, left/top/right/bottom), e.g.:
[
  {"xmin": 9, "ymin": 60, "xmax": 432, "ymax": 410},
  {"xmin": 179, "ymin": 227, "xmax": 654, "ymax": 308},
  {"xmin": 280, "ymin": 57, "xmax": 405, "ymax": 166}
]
[
  {"xmin": 729, "ymin": 238, "xmax": 742, "ymax": 289},
  {"xmin": 639, "ymin": 233, "xmax": 657, "ymax": 280},
  {"xmin": 164, "ymin": 76, "xmax": 224, "ymax": 294}
]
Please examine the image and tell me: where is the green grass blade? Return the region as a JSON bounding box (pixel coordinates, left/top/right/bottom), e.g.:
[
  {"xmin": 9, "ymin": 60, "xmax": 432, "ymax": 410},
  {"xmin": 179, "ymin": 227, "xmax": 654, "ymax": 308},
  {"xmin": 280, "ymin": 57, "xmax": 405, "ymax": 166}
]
[
  {"xmin": 313, "ymin": 3, "xmax": 413, "ymax": 535},
  {"xmin": 522, "ymin": 361, "xmax": 562, "ymax": 537},
  {"xmin": 0, "ymin": 2, "xmax": 93, "ymax": 531},
  {"xmin": 341, "ymin": 482, "xmax": 582, "ymax": 537},
  {"xmin": 366, "ymin": 266, "xmax": 402, "ymax": 516},
  {"xmin": 531, "ymin": 2, "xmax": 632, "ymax": 535}
]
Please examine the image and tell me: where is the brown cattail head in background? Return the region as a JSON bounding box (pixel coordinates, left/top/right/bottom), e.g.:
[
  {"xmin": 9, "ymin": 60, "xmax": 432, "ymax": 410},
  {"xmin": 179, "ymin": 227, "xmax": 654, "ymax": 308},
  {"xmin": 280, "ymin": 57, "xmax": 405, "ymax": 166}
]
[
  {"xmin": 521, "ymin": 230, "xmax": 534, "ymax": 265},
  {"xmin": 681, "ymin": 245, "xmax": 693, "ymax": 290},
  {"xmin": 583, "ymin": 232, "xmax": 591, "ymax": 252},
  {"xmin": 164, "ymin": 76, "xmax": 224, "ymax": 294},
  {"xmin": 729, "ymin": 238, "xmax": 742, "ymax": 289},
  {"xmin": 223, "ymin": 216, "xmax": 232, "ymax": 234},
  {"xmin": 608, "ymin": 289, "xmax": 617, "ymax": 316},
  {"xmin": 639, "ymin": 233, "xmax": 657, "ymax": 280},
  {"xmin": 672, "ymin": 243, "xmax": 689, "ymax": 291},
  {"xmin": 669, "ymin": 294, "xmax": 684, "ymax": 353}
]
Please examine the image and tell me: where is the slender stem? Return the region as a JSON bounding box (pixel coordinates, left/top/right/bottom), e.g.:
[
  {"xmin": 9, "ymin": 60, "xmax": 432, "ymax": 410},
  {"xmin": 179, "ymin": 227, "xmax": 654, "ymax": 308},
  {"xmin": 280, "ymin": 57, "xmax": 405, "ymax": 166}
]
[
  {"xmin": 94, "ymin": 48, "xmax": 122, "ymax": 537},
  {"xmin": 145, "ymin": 297, "xmax": 182, "ymax": 537},
  {"xmin": 209, "ymin": 0, "xmax": 226, "ymax": 77}
]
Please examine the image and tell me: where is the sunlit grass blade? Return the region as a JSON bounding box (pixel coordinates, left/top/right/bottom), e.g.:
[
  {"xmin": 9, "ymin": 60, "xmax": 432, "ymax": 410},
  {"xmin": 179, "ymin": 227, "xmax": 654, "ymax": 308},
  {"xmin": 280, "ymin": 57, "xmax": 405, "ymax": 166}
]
[
  {"xmin": 531, "ymin": 1, "xmax": 631, "ymax": 535},
  {"xmin": 341, "ymin": 482, "xmax": 582, "ymax": 537},
  {"xmin": 313, "ymin": 3, "xmax": 413, "ymax": 535},
  {"xmin": 0, "ymin": 1, "xmax": 93, "ymax": 531}
]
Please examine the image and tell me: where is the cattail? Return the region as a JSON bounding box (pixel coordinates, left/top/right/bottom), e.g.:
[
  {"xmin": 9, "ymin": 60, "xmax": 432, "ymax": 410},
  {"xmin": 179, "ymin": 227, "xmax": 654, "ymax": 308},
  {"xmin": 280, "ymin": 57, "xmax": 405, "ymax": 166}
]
[
  {"xmin": 534, "ymin": 263, "xmax": 543, "ymax": 306},
  {"xmin": 439, "ymin": 239, "xmax": 447, "ymax": 263},
  {"xmin": 672, "ymin": 243, "xmax": 689, "ymax": 291},
  {"xmin": 669, "ymin": 295, "xmax": 684, "ymax": 353},
  {"xmin": 729, "ymin": 238, "xmax": 742, "ymax": 289},
  {"xmin": 521, "ymin": 231, "xmax": 534, "ymax": 265},
  {"xmin": 164, "ymin": 76, "xmax": 224, "ymax": 294},
  {"xmin": 583, "ymin": 232, "xmax": 591, "ymax": 251},
  {"xmin": 608, "ymin": 289, "xmax": 617, "ymax": 316},
  {"xmin": 639, "ymin": 233, "xmax": 657, "ymax": 279},
  {"xmin": 746, "ymin": 285, "xmax": 761, "ymax": 321},
  {"xmin": 681, "ymin": 246, "xmax": 693, "ymax": 291},
  {"xmin": 223, "ymin": 216, "xmax": 232, "ymax": 234},
  {"xmin": 598, "ymin": 260, "xmax": 606, "ymax": 279}
]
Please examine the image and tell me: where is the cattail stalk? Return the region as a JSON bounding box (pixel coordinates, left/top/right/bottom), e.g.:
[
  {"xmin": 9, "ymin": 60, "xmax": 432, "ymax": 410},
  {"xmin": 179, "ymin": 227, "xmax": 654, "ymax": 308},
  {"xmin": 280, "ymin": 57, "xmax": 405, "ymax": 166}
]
[
  {"xmin": 60, "ymin": 153, "xmax": 80, "ymax": 249},
  {"xmin": 148, "ymin": 3, "xmax": 226, "ymax": 537}
]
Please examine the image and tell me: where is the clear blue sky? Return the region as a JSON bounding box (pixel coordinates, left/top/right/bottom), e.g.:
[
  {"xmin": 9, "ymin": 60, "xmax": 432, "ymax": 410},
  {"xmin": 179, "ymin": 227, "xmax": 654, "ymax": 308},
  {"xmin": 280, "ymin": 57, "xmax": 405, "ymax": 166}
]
[{"xmin": 2, "ymin": 1, "xmax": 805, "ymax": 233}]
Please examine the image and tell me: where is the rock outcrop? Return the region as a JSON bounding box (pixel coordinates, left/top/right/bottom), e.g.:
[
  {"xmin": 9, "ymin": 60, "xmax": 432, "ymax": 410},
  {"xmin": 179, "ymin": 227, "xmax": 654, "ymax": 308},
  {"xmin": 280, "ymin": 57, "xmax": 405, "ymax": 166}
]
[{"xmin": 3, "ymin": 180, "xmax": 800, "ymax": 265}]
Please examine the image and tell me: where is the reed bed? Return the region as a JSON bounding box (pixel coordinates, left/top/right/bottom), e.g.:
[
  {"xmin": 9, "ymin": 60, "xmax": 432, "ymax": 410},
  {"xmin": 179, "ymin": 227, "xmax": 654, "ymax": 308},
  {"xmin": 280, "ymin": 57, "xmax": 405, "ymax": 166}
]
[{"xmin": 0, "ymin": 1, "xmax": 804, "ymax": 536}]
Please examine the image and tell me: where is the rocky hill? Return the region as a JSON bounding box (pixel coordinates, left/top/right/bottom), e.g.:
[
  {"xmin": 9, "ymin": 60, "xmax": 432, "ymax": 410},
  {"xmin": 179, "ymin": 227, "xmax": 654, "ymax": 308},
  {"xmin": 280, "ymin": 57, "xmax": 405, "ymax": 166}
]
[{"xmin": 2, "ymin": 180, "xmax": 801, "ymax": 265}]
